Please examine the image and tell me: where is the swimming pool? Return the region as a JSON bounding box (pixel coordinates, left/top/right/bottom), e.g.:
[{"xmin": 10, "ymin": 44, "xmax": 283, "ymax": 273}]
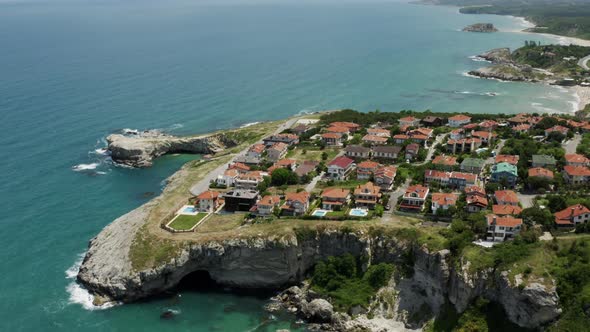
[
  {"xmin": 311, "ymin": 209, "xmax": 328, "ymax": 217},
  {"xmin": 349, "ymin": 208, "xmax": 368, "ymax": 217},
  {"xmin": 177, "ymin": 205, "xmax": 199, "ymax": 215},
  {"xmin": 183, "ymin": 206, "xmax": 197, "ymax": 214}
]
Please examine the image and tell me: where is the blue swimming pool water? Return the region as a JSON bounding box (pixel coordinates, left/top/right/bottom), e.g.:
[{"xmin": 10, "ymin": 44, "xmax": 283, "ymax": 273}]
[
  {"xmin": 183, "ymin": 206, "xmax": 197, "ymax": 214},
  {"xmin": 349, "ymin": 209, "xmax": 368, "ymax": 217},
  {"xmin": 312, "ymin": 209, "xmax": 328, "ymax": 217}
]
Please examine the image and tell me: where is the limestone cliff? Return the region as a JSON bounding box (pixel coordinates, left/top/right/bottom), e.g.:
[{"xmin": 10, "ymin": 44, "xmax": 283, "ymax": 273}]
[
  {"xmin": 106, "ymin": 131, "xmax": 237, "ymax": 168},
  {"xmin": 77, "ymin": 203, "xmax": 561, "ymax": 329}
]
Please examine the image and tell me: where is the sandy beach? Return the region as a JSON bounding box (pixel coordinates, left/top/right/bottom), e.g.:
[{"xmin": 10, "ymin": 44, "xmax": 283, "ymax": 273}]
[{"xmin": 572, "ymin": 85, "xmax": 590, "ymax": 111}]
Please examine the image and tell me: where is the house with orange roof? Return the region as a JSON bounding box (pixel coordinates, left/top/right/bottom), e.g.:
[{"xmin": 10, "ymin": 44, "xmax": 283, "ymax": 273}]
[
  {"xmin": 247, "ymin": 144, "xmax": 266, "ymax": 159},
  {"xmin": 321, "ymin": 132, "xmax": 343, "ymax": 146},
  {"xmin": 405, "ymin": 143, "xmax": 420, "ymax": 160},
  {"xmin": 544, "ymin": 125, "xmax": 569, "ymax": 137},
  {"xmin": 362, "ymin": 134, "xmax": 388, "ymax": 145},
  {"xmin": 251, "ymin": 195, "xmax": 281, "ymax": 216},
  {"xmin": 281, "ymin": 191, "xmax": 310, "ymax": 216},
  {"xmin": 228, "ymin": 162, "xmax": 251, "ymax": 173},
  {"xmin": 216, "ymin": 168, "xmax": 239, "ymax": 187},
  {"xmin": 565, "ymin": 154, "xmax": 590, "ymax": 167},
  {"xmin": 582, "ymin": 123, "xmax": 590, "ymax": 133},
  {"xmin": 431, "ymin": 193, "xmax": 458, "ymax": 214},
  {"xmin": 267, "ymin": 142, "xmax": 289, "ymax": 161},
  {"xmin": 432, "ymin": 155, "xmax": 458, "ymax": 170},
  {"xmin": 374, "ymin": 166, "xmax": 397, "ymax": 190},
  {"xmin": 425, "ymin": 169, "xmax": 451, "ymax": 187},
  {"xmin": 357, "ymin": 160, "xmax": 380, "ymax": 180},
  {"xmin": 554, "ymin": 204, "xmax": 590, "ymax": 227},
  {"xmin": 466, "ymin": 194, "xmax": 488, "ymax": 213},
  {"xmin": 367, "ymin": 128, "xmax": 391, "ymax": 137},
  {"xmin": 486, "ymin": 214, "xmax": 523, "ymax": 242},
  {"xmin": 470, "ymin": 131, "xmax": 496, "ymax": 145},
  {"xmin": 197, "ymin": 190, "xmax": 221, "ymax": 213},
  {"xmin": 321, "ymin": 188, "xmax": 351, "ymax": 211},
  {"xmin": 326, "ymin": 126, "xmax": 351, "ymax": 135},
  {"xmin": 512, "ymin": 123, "xmax": 531, "ymax": 133},
  {"xmin": 400, "ymin": 185, "xmax": 429, "ymax": 212},
  {"xmin": 275, "ymin": 158, "xmax": 298, "ymax": 170},
  {"xmin": 495, "ymin": 155, "xmax": 519, "ymax": 165},
  {"xmin": 492, "ymin": 205, "xmax": 523, "ymax": 216},
  {"xmin": 235, "ymin": 171, "xmax": 266, "ymax": 190},
  {"xmin": 563, "ymin": 165, "xmax": 590, "ymax": 185},
  {"xmin": 478, "ymin": 120, "xmax": 498, "ymax": 132},
  {"xmin": 449, "ymin": 172, "xmax": 478, "ymax": 189},
  {"xmin": 450, "ymin": 129, "xmax": 464, "ymax": 140},
  {"xmin": 330, "ymin": 122, "xmax": 360, "ymax": 133},
  {"xmin": 463, "ymin": 123, "xmax": 479, "ymax": 130},
  {"xmin": 393, "ymin": 134, "xmax": 409, "ymax": 144},
  {"xmin": 398, "ymin": 116, "xmax": 421, "ymax": 128},
  {"xmin": 494, "ymin": 190, "xmax": 519, "ymax": 206},
  {"xmin": 528, "ymin": 167, "xmax": 554, "ymax": 180},
  {"xmin": 446, "ymin": 137, "xmax": 482, "ymax": 154},
  {"xmin": 354, "ymin": 182, "xmax": 381, "ymax": 209},
  {"xmin": 408, "ymin": 127, "xmax": 433, "ymax": 138},
  {"xmin": 448, "ymin": 114, "xmax": 471, "ymax": 127},
  {"xmin": 465, "ymin": 185, "xmax": 486, "ymax": 198}
]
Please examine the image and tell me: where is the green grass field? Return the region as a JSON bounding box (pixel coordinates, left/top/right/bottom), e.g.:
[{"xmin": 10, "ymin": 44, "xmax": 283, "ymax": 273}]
[{"xmin": 169, "ymin": 213, "xmax": 207, "ymax": 230}]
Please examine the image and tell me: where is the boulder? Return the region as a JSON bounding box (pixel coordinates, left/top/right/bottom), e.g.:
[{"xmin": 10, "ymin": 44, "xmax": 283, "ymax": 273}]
[{"xmin": 302, "ymin": 299, "xmax": 334, "ymax": 323}]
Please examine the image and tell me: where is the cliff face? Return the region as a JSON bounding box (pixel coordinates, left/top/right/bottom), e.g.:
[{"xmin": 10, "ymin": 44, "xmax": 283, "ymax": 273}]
[
  {"xmin": 106, "ymin": 132, "xmax": 236, "ymax": 167},
  {"xmin": 77, "ymin": 205, "xmax": 561, "ymax": 329}
]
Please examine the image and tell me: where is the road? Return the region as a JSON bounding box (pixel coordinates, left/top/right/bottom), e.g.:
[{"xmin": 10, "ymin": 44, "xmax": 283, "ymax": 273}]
[
  {"xmin": 516, "ymin": 193, "xmax": 536, "ymax": 209},
  {"xmin": 305, "ymin": 171, "xmax": 325, "ymax": 192},
  {"xmin": 385, "ymin": 178, "xmax": 411, "ymax": 214},
  {"xmin": 563, "ymin": 133, "xmax": 581, "ymax": 154},
  {"xmin": 189, "ymin": 118, "xmax": 298, "ymax": 196},
  {"xmin": 578, "ymin": 55, "xmax": 590, "ymax": 70},
  {"xmin": 414, "ymin": 134, "xmax": 445, "ymax": 166}
]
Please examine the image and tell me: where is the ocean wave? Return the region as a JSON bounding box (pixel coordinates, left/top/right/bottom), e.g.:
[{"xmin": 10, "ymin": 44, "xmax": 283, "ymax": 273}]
[
  {"xmin": 168, "ymin": 123, "xmax": 183, "ymax": 131},
  {"xmin": 468, "ymin": 55, "xmax": 491, "ymax": 63},
  {"xmin": 72, "ymin": 163, "xmax": 99, "ymax": 172},
  {"xmin": 531, "ymin": 102, "xmax": 558, "ymax": 114},
  {"xmin": 121, "ymin": 128, "xmax": 140, "ymax": 135},
  {"xmin": 93, "ymin": 148, "xmax": 109, "ymax": 156},
  {"xmin": 239, "ymin": 121, "xmax": 260, "ymax": 128},
  {"xmin": 65, "ymin": 253, "xmax": 119, "ymax": 311}
]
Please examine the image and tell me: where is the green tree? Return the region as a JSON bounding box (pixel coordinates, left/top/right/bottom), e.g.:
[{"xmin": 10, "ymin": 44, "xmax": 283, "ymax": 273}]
[{"xmin": 271, "ymin": 168, "xmax": 298, "ymax": 186}]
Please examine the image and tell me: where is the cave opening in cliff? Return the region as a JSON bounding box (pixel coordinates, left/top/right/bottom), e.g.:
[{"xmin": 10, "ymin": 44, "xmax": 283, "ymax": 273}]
[{"xmin": 176, "ymin": 270, "xmax": 219, "ymax": 292}]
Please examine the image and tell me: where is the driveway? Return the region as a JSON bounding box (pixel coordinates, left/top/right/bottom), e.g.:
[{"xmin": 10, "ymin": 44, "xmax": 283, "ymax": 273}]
[
  {"xmin": 516, "ymin": 193, "xmax": 536, "ymax": 209},
  {"xmin": 579, "ymin": 55, "xmax": 590, "ymax": 70},
  {"xmin": 414, "ymin": 134, "xmax": 445, "ymax": 166},
  {"xmin": 563, "ymin": 133, "xmax": 581, "ymax": 154},
  {"xmin": 305, "ymin": 171, "xmax": 325, "ymax": 192},
  {"xmin": 385, "ymin": 178, "xmax": 411, "ymax": 214},
  {"xmin": 189, "ymin": 118, "xmax": 298, "ymax": 196}
]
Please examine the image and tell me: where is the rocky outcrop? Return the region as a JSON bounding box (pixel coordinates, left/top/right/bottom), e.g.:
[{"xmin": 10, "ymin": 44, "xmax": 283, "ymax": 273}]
[
  {"xmin": 463, "ymin": 23, "xmax": 498, "ymax": 33},
  {"xmin": 106, "ymin": 131, "xmax": 237, "ymax": 167},
  {"xmin": 77, "ymin": 205, "xmax": 561, "ymax": 330},
  {"xmin": 477, "ymin": 47, "xmax": 512, "ymax": 64},
  {"xmin": 468, "ymin": 64, "xmax": 547, "ymax": 82}
]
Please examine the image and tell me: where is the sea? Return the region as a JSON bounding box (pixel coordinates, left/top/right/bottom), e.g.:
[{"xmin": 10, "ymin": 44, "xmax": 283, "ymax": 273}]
[{"xmin": 0, "ymin": 0, "xmax": 573, "ymax": 331}]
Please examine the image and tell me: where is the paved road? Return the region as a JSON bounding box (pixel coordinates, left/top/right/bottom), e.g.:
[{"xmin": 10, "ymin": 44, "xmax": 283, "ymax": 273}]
[
  {"xmin": 516, "ymin": 193, "xmax": 536, "ymax": 209},
  {"xmin": 385, "ymin": 178, "xmax": 411, "ymax": 214},
  {"xmin": 563, "ymin": 133, "xmax": 581, "ymax": 154},
  {"xmin": 414, "ymin": 134, "xmax": 445, "ymax": 166},
  {"xmin": 579, "ymin": 55, "xmax": 590, "ymax": 70},
  {"xmin": 305, "ymin": 171, "xmax": 325, "ymax": 192},
  {"xmin": 189, "ymin": 118, "xmax": 298, "ymax": 196}
]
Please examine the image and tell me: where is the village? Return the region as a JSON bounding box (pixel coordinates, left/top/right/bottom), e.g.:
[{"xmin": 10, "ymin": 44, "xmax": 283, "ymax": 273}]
[{"xmin": 164, "ymin": 110, "xmax": 590, "ymax": 245}]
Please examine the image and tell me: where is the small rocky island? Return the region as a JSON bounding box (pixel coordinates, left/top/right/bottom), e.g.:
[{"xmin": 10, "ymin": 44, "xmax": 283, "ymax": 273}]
[{"xmin": 462, "ymin": 23, "xmax": 498, "ymax": 33}]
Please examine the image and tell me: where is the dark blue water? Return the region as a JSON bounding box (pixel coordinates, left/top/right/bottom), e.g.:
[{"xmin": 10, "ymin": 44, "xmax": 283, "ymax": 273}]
[{"xmin": 0, "ymin": 0, "xmax": 568, "ymax": 330}]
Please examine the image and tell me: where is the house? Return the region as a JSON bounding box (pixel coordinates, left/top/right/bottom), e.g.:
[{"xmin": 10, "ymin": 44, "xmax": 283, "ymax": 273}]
[
  {"xmin": 294, "ymin": 160, "xmax": 319, "ymax": 179},
  {"xmin": 291, "ymin": 124, "xmax": 311, "ymax": 135},
  {"xmin": 466, "ymin": 194, "xmax": 488, "ymax": 213},
  {"xmin": 247, "ymin": 144, "xmax": 266, "ymax": 159},
  {"xmin": 450, "ymin": 129, "xmax": 464, "ymax": 140},
  {"xmin": 228, "ymin": 162, "xmax": 250, "ymax": 174},
  {"xmin": 224, "ymin": 189, "xmax": 259, "ymax": 212},
  {"xmin": 400, "ymin": 185, "xmax": 429, "ymax": 212},
  {"xmin": 233, "ymin": 155, "xmax": 262, "ymax": 165},
  {"xmin": 367, "ymin": 128, "xmax": 391, "ymax": 137},
  {"xmin": 528, "ymin": 167, "xmax": 554, "ymax": 180},
  {"xmin": 532, "ymin": 155, "xmax": 557, "ymax": 168},
  {"xmin": 330, "ymin": 122, "xmax": 360, "ymax": 133},
  {"xmin": 393, "ymin": 134, "xmax": 410, "ymax": 144},
  {"xmin": 398, "ymin": 116, "xmax": 421, "ymax": 128},
  {"xmin": 448, "ymin": 114, "xmax": 471, "ymax": 127},
  {"xmin": 565, "ymin": 154, "xmax": 590, "ymax": 167},
  {"xmin": 512, "ymin": 124, "xmax": 531, "ymax": 133},
  {"xmin": 460, "ymin": 158, "xmax": 486, "ymax": 174},
  {"xmin": 216, "ymin": 168, "xmax": 239, "ymax": 187},
  {"xmin": 275, "ymin": 158, "xmax": 298, "ymax": 170},
  {"xmin": 372, "ymin": 145, "xmax": 402, "ymax": 159},
  {"xmin": 463, "ymin": 123, "xmax": 478, "ymax": 130},
  {"xmin": 486, "ymin": 215, "xmax": 523, "ymax": 242},
  {"xmin": 425, "ymin": 170, "xmax": 450, "ymax": 187},
  {"xmin": 563, "ymin": 166, "xmax": 590, "ymax": 185},
  {"xmin": 554, "ymin": 204, "xmax": 590, "ymax": 227},
  {"xmin": 267, "ymin": 142, "xmax": 288, "ymax": 161},
  {"xmin": 250, "ymin": 195, "xmax": 281, "ymax": 216},
  {"xmin": 197, "ymin": 190, "xmax": 221, "ymax": 213},
  {"xmin": 432, "ymin": 155, "xmax": 458, "ymax": 170},
  {"xmin": 281, "ymin": 191, "xmax": 310, "ymax": 216},
  {"xmin": 431, "ymin": 193, "xmax": 458, "ymax": 214},
  {"xmin": 326, "ymin": 126, "xmax": 351, "ymax": 135},
  {"xmin": 235, "ymin": 171, "xmax": 266, "ymax": 190},
  {"xmin": 478, "ymin": 120, "xmax": 498, "ymax": 132},
  {"xmin": 327, "ymin": 156, "xmax": 355, "ymax": 180},
  {"xmin": 490, "ymin": 162, "xmax": 518, "ymax": 187},
  {"xmin": 492, "ymin": 205, "xmax": 523, "ymax": 216},
  {"xmin": 494, "ymin": 190, "xmax": 519, "ymax": 206},
  {"xmin": 321, "ymin": 133, "xmax": 343, "ymax": 146},
  {"xmin": 408, "ymin": 127, "xmax": 434, "ymax": 139},
  {"xmin": 449, "ymin": 172, "xmax": 478, "ymax": 189},
  {"xmin": 544, "ymin": 125, "xmax": 569, "ymax": 137},
  {"xmin": 354, "ymin": 182, "xmax": 381, "ymax": 209},
  {"xmin": 357, "ymin": 160, "xmax": 380, "ymax": 180},
  {"xmin": 446, "ymin": 138, "xmax": 482, "ymax": 154},
  {"xmin": 345, "ymin": 145, "xmax": 371, "ymax": 159},
  {"xmin": 263, "ymin": 133, "xmax": 299, "ymax": 146},
  {"xmin": 362, "ymin": 134, "xmax": 388, "ymax": 145},
  {"xmin": 421, "ymin": 116, "xmax": 445, "ymax": 127},
  {"xmin": 495, "ymin": 155, "xmax": 519, "ymax": 165},
  {"xmin": 374, "ymin": 166, "xmax": 397, "ymax": 190},
  {"xmin": 321, "ymin": 188, "xmax": 351, "ymax": 211},
  {"xmin": 470, "ymin": 131, "xmax": 496, "ymax": 145},
  {"xmin": 405, "ymin": 143, "xmax": 420, "ymax": 160}
]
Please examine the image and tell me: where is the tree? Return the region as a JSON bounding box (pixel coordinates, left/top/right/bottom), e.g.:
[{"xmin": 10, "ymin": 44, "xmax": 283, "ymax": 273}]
[
  {"xmin": 321, "ymin": 151, "xmax": 329, "ymax": 161},
  {"xmin": 271, "ymin": 168, "xmax": 299, "ymax": 186},
  {"xmin": 547, "ymin": 195, "xmax": 567, "ymax": 212},
  {"xmin": 520, "ymin": 207, "xmax": 554, "ymax": 228}
]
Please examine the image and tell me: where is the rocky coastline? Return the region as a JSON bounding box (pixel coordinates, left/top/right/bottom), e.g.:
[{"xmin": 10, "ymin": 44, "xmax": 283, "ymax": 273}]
[
  {"xmin": 468, "ymin": 48, "xmax": 553, "ymax": 83},
  {"xmin": 462, "ymin": 23, "xmax": 497, "ymax": 33}
]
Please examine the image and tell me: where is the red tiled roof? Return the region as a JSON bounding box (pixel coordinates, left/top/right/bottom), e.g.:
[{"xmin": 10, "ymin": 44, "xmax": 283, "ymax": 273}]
[
  {"xmin": 451, "ymin": 172, "xmax": 477, "ymax": 182},
  {"xmin": 393, "ymin": 134, "xmax": 409, "ymax": 140},
  {"xmin": 496, "ymin": 155, "xmax": 519, "ymax": 165},
  {"xmin": 432, "ymin": 155, "xmax": 458, "ymax": 166},
  {"xmin": 249, "ymin": 144, "xmax": 265, "ymax": 154},
  {"xmin": 495, "ymin": 190, "xmax": 519, "ymax": 204},
  {"xmin": 449, "ymin": 114, "xmax": 471, "ymax": 121},
  {"xmin": 285, "ymin": 191, "xmax": 310, "ymax": 204},
  {"xmin": 399, "ymin": 116, "xmax": 419, "ymax": 122},
  {"xmin": 467, "ymin": 195, "xmax": 488, "ymax": 207},
  {"xmin": 375, "ymin": 166, "xmax": 397, "ymax": 179},
  {"xmin": 367, "ymin": 128, "xmax": 391, "ymax": 136},
  {"xmin": 404, "ymin": 185, "xmax": 429, "ymax": 199},
  {"xmin": 425, "ymin": 169, "xmax": 450, "ymax": 180},
  {"xmin": 565, "ymin": 154, "xmax": 590, "ymax": 164},
  {"xmin": 563, "ymin": 165, "xmax": 590, "ymax": 177},
  {"xmin": 432, "ymin": 193, "xmax": 458, "ymax": 206},
  {"xmin": 198, "ymin": 191, "xmax": 219, "ymax": 200},
  {"xmin": 330, "ymin": 122, "xmax": 360, "ymax": 129},
  {"xmin": 545, "ymin": 125, "xmax": 569, "ymax": 134},
  {"xmin": 328, "ymin": 156, "xmax": 354, "ymax": 168},
  {"xmin": 492, "ymin": 205, "xmax": 523, "ymax": 216},
  {"xmin": 322, "ymin": 132, "xmax": 342, "ymax": 139},
  {"xmin": 258, "ymin": 195, "xmax": 281, "ymax": 206},
  {"xmin": 276, "ymin": 158, "xmax": 297, "ymax": 167},
  {"xmin": 270, "ymin": 142, "xmax": 288, "ymax": 151},
  {"xmin": 554, "ymin": 204, "xmax": 590, "ymax": 225},
  {"xmin": 326, "ymin": 126, "xmax": 350, "ymax": 134},
  {"xmin": 322, "ymin": 187, "xmax": 350, "ymax": 199},
  {"xmin": 354, "ymin": 182, "xmax": 381, "ymax": 196},
  {"xmin": 465, "ymin": 185, "xmax": 486, "ymax": 196},
  {"xmin": 513, "ymin": 124, "xmax": 531, "ymax": 132},
  {"xmin": 229, "ymin": 162, "xmax": 250, "ymax": 171},
  {"xmin": 486, "ymin": 214, "xmax": 523, "ymax": 227},
  {"xmin": 357, "ymin": 161, "xmax": 380, "ymax": 169},
  {"xmin": 362, "ymin": 134, "xmax": 388, "ymax": 143},
  {"xmin": 528, "ymin": 167, "xmax": 554, "ymax": 178}
]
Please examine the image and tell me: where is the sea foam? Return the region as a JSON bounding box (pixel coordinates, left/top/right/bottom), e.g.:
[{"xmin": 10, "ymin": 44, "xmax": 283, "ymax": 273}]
[
  {"xmin": 65, "ymin": 253, "xmax": 119, "ymax": 311},
  {"xmin": 72, "ymin": 163, "xmax": 99, "ymax": 171}
]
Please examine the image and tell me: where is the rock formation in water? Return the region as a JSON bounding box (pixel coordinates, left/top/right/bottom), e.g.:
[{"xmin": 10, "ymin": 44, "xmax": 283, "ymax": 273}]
[{"xmin": 462, "ymin": 23, "xmax": 498, "ymax": 33}]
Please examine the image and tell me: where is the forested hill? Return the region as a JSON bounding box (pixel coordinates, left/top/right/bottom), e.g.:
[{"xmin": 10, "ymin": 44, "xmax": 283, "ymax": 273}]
[{"xmin": 419, "ymin": 0, "xmax": 590, "ymax": 40}]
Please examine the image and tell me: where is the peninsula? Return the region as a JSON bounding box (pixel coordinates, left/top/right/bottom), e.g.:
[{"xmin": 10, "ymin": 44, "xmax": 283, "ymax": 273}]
[
  {"xmin": 78, "ymin": 109, "xmax": 590, "ymax": 331},
  {"xmin": 462, "ymin": 23, "xmax": 497, "ymax": 33}
]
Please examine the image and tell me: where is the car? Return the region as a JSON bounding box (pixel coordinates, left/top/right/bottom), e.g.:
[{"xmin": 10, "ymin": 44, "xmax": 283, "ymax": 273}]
[{"xmin": 384, "ymin": 205, "xmax": 391, "ymax": 211}]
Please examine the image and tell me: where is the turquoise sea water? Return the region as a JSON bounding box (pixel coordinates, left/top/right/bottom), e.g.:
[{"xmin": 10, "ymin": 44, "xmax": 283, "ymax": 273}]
[{"xmin": 0, "ymin": 0, "xmax": 572, "ymax": 331}]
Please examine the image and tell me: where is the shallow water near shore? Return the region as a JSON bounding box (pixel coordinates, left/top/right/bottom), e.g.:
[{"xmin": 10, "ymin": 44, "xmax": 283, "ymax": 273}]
[{"xmin": 0, "ymin": 0, "xmax": 576, "ymax": 331}]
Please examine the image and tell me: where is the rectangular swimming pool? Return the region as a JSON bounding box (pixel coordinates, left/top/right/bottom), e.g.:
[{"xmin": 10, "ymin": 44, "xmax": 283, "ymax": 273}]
[
  {"xmin": 349, "ymin": 208, "xmax": 368, "ymax": 217},
  {"xmin": 311, "ymin": 209, "xmax": 328, "ymax": 217}
]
